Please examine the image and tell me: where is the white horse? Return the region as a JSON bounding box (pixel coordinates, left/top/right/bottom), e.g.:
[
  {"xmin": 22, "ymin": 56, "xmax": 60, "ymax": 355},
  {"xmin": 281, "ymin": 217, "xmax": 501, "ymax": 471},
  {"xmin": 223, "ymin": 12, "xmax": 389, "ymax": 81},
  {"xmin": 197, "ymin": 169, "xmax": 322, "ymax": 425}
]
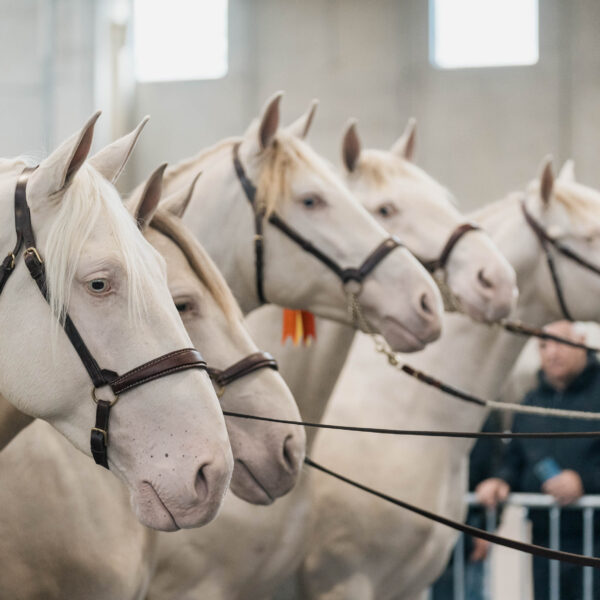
[
  {"xmin": 303, "ymin": 159, "xmax": 600, "ymax": 599},
  {"xmin": 0, "ymin": 163, "xmax": 306, "ymax": 599},
  {"xmin": 0, "ymin": 114, "xmax": 233, "ymax": 532},
  {"xmin": 144, "ymin": 116, "xmax": 517, "ymax": 600},
  {"xmin": 158, "ymin": 92, "xmax": 444, "ymax": 352}
]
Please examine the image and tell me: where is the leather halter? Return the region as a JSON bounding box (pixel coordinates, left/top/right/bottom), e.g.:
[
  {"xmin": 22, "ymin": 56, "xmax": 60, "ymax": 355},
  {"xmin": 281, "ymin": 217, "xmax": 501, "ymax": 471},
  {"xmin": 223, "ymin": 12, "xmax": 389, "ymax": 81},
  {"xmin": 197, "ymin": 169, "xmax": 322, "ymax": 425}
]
[
  {"xmin": 521, "ymin": 197, "xmax": 600, "ymax": 321},
  {"xmin": 0, "ymin": 167, "xmax": 210, "ymax": 470},
  {"xmin": 207, "ymin": 351, "xmax": 278, "ymax": 396},
  {"xmin": 419, "ymin": 223, "xmax": 481, "ymax": 273},
  {"xmin": 232, "ymin": 143, "xmax": 403, "ymax": 305}
]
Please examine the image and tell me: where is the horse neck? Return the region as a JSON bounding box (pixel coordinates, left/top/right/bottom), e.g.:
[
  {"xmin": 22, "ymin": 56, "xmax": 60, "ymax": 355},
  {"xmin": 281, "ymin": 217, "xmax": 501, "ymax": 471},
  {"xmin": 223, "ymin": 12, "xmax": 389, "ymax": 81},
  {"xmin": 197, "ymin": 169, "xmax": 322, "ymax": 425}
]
[
  {"xmin": 164, "ymin": 140, "xmax": 259, "ymax": 315},
  {"xmin": 391, "ymin": 194, "xmax": 562, "ymax": 438},
  {"xmin": 0, "ymin": 163, "xmax": 25, "ymax": 255}
]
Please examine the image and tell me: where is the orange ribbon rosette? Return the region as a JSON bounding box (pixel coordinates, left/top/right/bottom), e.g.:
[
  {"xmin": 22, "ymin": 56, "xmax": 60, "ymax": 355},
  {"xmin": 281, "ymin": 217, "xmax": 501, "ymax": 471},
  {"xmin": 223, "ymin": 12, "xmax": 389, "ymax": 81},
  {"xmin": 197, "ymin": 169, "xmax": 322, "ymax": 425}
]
[{"xmin": 282, "ymin": 309, "xmax": 316, "ymax": 346}]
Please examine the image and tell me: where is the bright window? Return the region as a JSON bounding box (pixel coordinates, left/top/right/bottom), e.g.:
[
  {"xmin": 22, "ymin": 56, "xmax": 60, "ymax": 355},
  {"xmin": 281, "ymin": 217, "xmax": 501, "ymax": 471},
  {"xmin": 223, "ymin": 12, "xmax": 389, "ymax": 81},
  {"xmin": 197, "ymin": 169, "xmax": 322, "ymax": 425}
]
[
  {"xmin": 430, "ymin": 0, "xmax": 538, "ymax": 69},
  {"xmin": 134, "ymin": 0, "xmax": 228, "ymax": 82}
]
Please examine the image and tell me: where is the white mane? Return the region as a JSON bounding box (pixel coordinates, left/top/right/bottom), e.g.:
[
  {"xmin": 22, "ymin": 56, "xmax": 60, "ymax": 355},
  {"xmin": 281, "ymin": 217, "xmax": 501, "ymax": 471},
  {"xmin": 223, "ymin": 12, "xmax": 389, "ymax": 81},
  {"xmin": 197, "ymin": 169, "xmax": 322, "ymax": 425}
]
[{"xmin": 43, "ymin": 163, "xmax": 161, "ymax": 327}]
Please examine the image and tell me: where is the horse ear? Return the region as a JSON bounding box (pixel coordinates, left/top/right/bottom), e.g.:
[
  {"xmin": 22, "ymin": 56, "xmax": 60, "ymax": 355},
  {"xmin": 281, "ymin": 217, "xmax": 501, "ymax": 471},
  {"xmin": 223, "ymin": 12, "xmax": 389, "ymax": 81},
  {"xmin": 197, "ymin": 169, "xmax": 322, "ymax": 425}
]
[
  {"xmin": 29, "ymin": 111, "xmax": 101, "ymax": 200},
  {"xmin": 88, "ymin": 116, "xmax": 149, "ymax": 183},
  {"xmin": 390, "ymin": 118, "xmax": 417, "ymax": 161},
  {"xmin": 558, "ymin": 159, "xmax": 575, "ymax": 183},
  {"xmin": 130, "ymin": 163, "xmax": 167, "ymax": 231},
  {"xmin": 342, "ymin": 119, "xmax": 361, "ymax": 173},
  {"xmin": 258, "ymin": 91, "xmax": 283, "ymax": 149},
  {"xmin": 286, "ymin": 99, "xmax": 319, "ymax": 139},
  {"xmin": 539, "ymin": 156, "xmax": 555, "ymax": 206},
  {"xmin": 162, "ymin": 171, "xmax": 202, "ymax": 218}
]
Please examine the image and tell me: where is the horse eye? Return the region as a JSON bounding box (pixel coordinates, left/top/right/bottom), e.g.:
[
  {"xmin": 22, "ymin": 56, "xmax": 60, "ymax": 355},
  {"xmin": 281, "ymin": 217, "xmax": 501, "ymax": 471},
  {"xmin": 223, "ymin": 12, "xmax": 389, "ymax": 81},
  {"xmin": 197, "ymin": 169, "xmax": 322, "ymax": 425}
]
[
  {"xmin": 87, "ymin": 279, "xmax": 109, "ymax": 294},
  {"xmin": 175, "ymin": 302, "xmax": 190, "ymax": 313},
  {"xmin": 377, "ymin": 202, "xmax": 397, "ymax": 218},
  {"xmin": 299, "ymin": 195, "xmax": 325, "ymax": 209}
]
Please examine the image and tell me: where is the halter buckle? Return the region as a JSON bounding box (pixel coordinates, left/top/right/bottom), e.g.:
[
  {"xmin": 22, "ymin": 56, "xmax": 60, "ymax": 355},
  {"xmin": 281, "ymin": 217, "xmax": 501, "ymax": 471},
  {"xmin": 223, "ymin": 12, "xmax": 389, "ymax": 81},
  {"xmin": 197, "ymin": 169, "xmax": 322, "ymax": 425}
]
[
  {"xmin": 24, "ymin": 247, "xmax": 43, "ymax": 264},
  {"xmin": 91, "ymin": 426, "xmax": 108, "ymax": 445},
  {"xmin": 8, "ymin": 253, "xmax": 15, "ymax": 270},
  {"xmin": 91, "ymin": 386, "xmax": 119, "ymax": 407}
]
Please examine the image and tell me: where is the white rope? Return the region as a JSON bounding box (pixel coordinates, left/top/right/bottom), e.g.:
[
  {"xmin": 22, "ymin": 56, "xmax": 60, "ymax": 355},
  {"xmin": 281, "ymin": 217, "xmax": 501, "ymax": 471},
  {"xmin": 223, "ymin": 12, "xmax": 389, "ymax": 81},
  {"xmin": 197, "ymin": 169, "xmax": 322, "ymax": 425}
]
[
  {"xmin": 486, "ymin": 400, "xmax": 600, "ymax": 421},
  {"xmin": 347, "ymin": 292, "xmax": 600, "ymax": 422}
]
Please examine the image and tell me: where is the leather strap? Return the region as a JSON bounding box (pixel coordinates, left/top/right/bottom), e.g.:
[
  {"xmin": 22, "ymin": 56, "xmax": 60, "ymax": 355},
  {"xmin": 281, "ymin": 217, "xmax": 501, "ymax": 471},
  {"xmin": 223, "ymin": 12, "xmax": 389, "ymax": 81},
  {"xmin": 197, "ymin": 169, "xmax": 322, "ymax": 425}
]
[
  {"xmin": 208, "ymin": 351, "xmax": 278, "ymax": 390},
  {"xmin": 109, "ymin": 348, "xmax": 207, "ymax": 395},
  {"xmin": 305, "ymin": 457, "xmax": 600, "ymax": 569},
  {"xmin": 420, "ymin": 223, "xmax": 480, "ymax": 273},
  {"xmin": 232, "ymin": 143, "xmax": 402, "ymax": 303},
  {"xmin": 91, "ymin": 400, "xmax": 111, "ymax": 469}
]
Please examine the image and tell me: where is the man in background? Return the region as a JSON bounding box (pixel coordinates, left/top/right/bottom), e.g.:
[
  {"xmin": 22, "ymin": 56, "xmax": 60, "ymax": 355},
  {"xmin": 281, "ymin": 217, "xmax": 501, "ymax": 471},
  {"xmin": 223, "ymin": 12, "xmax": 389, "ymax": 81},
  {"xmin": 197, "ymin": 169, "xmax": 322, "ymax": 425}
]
[{"xmin": 477, "ymin": 320, "xmax": 600, "ymax": 599}]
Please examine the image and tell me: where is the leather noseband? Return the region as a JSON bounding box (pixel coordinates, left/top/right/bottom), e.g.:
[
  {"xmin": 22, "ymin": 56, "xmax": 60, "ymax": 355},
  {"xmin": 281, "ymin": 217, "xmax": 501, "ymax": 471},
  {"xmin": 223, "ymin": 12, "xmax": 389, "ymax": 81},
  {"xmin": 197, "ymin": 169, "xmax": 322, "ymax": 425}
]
[
  {"xmin": 419, "ymin": 223, "xmax": 481, "ymax": 273},
  {"xmin": 0, "ymin": 167, "xmax": 210, "ymax": 470},
  {"xmin": 208, "ymin": 351, "xmax": 278, "ymax": 396}
]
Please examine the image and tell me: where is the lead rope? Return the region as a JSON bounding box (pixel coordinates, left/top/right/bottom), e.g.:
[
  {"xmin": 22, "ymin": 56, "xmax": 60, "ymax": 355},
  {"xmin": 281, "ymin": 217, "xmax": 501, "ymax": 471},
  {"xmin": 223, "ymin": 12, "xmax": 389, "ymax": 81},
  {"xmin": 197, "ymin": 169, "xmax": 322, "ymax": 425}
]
[
  {"xmin": 348, "ymin": 290, "xmax": 600, "ymax": 421},
  {"xmin": 303, "ymin": 457, "xmax": 600, "ymax": 568}
]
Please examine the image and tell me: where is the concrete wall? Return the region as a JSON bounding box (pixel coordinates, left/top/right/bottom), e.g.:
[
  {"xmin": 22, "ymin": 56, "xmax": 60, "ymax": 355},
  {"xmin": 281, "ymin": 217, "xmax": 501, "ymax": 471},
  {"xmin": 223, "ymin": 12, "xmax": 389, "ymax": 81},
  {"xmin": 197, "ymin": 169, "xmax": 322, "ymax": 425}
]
[
  {"xmin": 132, "ymin": 0, "xmax": 600, "ymax": 210},
  {"xmin": 0, "ymin": 1, "xmax": 599, "ymax": 210},
  {"xmin": 0, "ymin": 0, "xmax": 96, "ymax": 160}
]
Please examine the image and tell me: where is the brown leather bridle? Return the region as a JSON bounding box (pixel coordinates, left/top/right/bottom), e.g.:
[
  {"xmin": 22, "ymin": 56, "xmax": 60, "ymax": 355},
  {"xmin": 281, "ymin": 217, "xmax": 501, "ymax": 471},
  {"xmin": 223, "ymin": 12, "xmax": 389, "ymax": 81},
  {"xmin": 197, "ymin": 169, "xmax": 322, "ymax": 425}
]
[
  {"xmin": 0, "ymin": 167, "xmax": 212, "ymax": 470},
  {"xmin": 208, "ymin": 351, "xmax": 278, "ymax": 397},
  {"xmin": 521, "ymin": 197, "xmax": 600, "ymax": 321},
  {"xmin": 232, "ymin": 143, "xmax": 403, "ymax": 308}
]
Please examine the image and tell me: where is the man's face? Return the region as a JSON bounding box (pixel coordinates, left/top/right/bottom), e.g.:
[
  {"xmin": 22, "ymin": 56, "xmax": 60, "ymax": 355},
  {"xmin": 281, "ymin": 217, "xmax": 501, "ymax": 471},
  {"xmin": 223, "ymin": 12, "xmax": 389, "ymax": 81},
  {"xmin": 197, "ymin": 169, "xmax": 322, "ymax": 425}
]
[{"xmin": 539, "ymin": 321, "xmax": 588, "ymax": 388}]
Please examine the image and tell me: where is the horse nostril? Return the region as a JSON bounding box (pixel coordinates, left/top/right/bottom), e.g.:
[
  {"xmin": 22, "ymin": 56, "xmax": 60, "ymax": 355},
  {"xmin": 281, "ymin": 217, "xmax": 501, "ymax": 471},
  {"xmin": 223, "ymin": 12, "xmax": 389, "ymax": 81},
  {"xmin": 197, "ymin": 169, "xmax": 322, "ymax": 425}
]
[
  {"xmin": 282, "ymin": 434, "xmax": 303, "ymax": 473},
  {"xmin": 195, "ymin": 464, "xmax": 209, "ymax": 503},
  {"xmin": 477, "ymin": 268, "xmax": 494, "ymax": 290},
  {"xmin": 420, "ymin": 292, "xmax": 433, "ymax": 316}
]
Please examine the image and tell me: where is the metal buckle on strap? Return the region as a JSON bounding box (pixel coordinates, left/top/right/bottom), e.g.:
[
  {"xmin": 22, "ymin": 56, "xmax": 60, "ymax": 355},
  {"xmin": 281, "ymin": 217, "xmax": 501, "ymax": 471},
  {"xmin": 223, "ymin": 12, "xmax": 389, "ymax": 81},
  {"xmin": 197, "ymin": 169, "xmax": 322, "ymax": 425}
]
[
  {"xmin": 24, "ymin": 247, "xmax": 43, "ymax": 264},
  {"xmin": 91, "ymin": 426, "xmax": 108, "ymax": 445}
]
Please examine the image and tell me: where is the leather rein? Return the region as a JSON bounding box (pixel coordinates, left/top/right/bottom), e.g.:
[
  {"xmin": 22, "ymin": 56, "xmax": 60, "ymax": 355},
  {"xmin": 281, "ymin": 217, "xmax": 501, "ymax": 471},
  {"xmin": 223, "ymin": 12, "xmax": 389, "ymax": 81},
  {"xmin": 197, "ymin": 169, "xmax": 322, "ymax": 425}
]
[
  {"xmin": 232, "ymin": 143, "xmax": 402, "ymax": 309},
  {"xmin": 0, "ymin": 167, "xmax": 213, "ymax": 470}
]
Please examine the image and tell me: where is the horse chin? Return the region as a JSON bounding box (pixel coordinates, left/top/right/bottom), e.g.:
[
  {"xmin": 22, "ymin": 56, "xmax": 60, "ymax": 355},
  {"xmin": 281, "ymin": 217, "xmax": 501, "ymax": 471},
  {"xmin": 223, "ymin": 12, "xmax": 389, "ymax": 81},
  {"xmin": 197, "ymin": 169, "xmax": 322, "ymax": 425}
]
[
  {"xmin": 230, "ymin": 460, "xmax": 276, "ymax": 506},
  {"xmin": 453, "ymin": 293, "xmax": 512, "ymax": 324},
  {"xmin": 378, "ymin": 316, "xmax": 431, "ymax": 353},
  {"xmin": 131, "ymin": 482, "xmax": 180, "ymax": 532}
]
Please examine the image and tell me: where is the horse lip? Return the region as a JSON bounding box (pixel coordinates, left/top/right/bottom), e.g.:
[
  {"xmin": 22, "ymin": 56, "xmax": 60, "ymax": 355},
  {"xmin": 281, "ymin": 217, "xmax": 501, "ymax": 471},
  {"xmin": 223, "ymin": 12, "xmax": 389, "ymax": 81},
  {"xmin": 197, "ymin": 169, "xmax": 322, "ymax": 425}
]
[
  {"xmin": 383, "ymin": 316, "xmax": 427, "ymax": 349},
  {"xmin": 235, "ymin": 459, "xmax": 275, "ymax": 504},
  {"xmin": 141, "ymin": 481, "xmax": 180, "ymax": 531}
]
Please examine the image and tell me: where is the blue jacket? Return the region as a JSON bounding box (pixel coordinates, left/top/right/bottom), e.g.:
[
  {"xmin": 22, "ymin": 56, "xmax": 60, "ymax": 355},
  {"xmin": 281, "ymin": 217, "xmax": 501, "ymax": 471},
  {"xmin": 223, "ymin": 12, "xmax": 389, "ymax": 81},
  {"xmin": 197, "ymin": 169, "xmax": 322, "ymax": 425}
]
[{"xmin": 496, "ymin": 354, "xmax": 600, "ymax": 540}]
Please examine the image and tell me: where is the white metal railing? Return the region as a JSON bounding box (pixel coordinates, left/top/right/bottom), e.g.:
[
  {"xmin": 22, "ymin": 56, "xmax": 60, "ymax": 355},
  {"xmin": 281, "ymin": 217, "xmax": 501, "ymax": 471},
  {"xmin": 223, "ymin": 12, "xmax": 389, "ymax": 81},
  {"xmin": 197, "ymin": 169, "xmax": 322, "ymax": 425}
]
[{"xmin": 446, "ymin": 493, "xmax": 600, "ymax": 600}]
